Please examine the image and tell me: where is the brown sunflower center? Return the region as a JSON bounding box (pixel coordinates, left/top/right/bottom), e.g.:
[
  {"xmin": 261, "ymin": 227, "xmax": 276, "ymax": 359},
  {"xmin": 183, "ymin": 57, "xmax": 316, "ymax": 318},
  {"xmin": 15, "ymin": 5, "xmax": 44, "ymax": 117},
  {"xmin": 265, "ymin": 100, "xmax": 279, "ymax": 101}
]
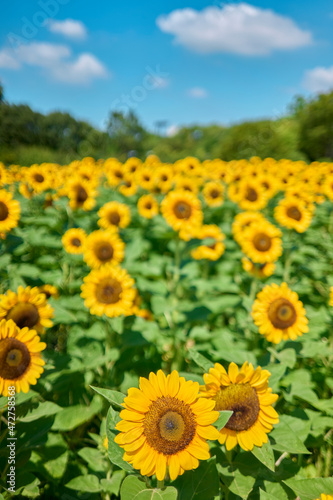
[
  {"xmin": 71, "ymin": 237, "xmax": 82, "ymax": 247},
  {"xmin": 145, "ymin": 202, "xmax": 152, "ymax": 210},
  {"xmin": 95, "ymin": 278, "xmax": 122, "ymax": 304},
  {"xmin": 0, "ymin": 338, "xmax": 31, "ymax": 379},
  {"xmin": 268, "ymin": 298, "xmax": 297, "ymax": 329},
  {"xmin": 0, "ymin": 201, "xmax": 9, "ymax": 221},
  {"xmin": 115, "ymin": 170, "xmax": 123, "ymax": 179},
  {"xmin": 214, "ymin": 384, "xmax": 260, "ymax": 431},
  {"xmin": 246, "ymin": 188, "xmax": 258, "ymax": 202},
  {"xmin": 76, "ymin": 186, "xmax": 88, "ymax": 203},
  {"xmin": 143, "ymin": 396, "xmax": 196, "ymax": 455},
  {"xmin": 173, "ymin": 201, "xmax": 192, "ymax": 219},
  {"xmin": 108, "ymin": 212, "xmax": 121, "ymax": 225},
  {"xmin": 210, "ymin": 189, "xmax": 220, "ymax": 199},
  {"xmin": 286, "ymin": 206, "xmax": 302, "ymax": 221},
  {"xmin": 95, "ymin": 242, "xmax": 114, "ymax": 262},
  {"xmin": 161, "ymin": 175, "xmax": 168, "ymax": 182},
  {"xmin": 6, "ymin": 303, "xmax": 40, "ymax": 329},
  {"xmin": 253, "ymin": 232, "xmax": 272, "ymax": 252},
  {"xmin": 34, "ymin": 174, "xmax": 44, "ymax": 183}
]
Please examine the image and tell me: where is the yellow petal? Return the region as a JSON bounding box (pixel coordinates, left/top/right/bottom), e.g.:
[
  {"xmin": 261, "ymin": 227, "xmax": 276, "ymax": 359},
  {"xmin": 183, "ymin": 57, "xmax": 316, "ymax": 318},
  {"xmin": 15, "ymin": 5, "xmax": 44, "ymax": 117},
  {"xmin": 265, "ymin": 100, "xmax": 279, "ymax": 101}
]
[
  {"xmin": 228, "ymin": 362, "xmax": 239, "ymax": 383},
  {"xmin": 166, "ymin": 370, "xmax": 180, "ymax": 398},
  {"xmin": 168, "ymin": 454, "xmax": 181, "ymax": 481},
  {"xmin": 155, "ymin": 453, "xmax": 167, "ymax": 481},
  {"xmin": 196, "ymin": 425, "xmax": 220, "ymax": 441}
]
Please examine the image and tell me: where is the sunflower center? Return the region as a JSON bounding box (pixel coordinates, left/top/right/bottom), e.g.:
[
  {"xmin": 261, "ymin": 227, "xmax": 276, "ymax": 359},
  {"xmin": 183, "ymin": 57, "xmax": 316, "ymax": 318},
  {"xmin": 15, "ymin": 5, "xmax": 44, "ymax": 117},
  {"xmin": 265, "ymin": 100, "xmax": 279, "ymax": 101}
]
[
  {"xmin": 95, "ymin": 242, "xmax": 114, "ymax": 262},
  {"xmin": 286, "ymin": 206, "xmax": 302, "ymax": 221},
  {"xmin": 246, "ymin": 188, "xmax": 258, "ymax": 202},
  {"xmin": 115, "ymin": 170, "xmax": 123, "ymax": 179},
  {"xmin": 0, "ymin": 201, "xmax": 9, "ymax": 221},
  {"xmin": 143, "ymin": 396, "xmax": 196, "ymax": 455},
  {"xmin": 71, "ymin": 237, "xmax": 82, "ymax": 247},
  {"xmin": 145, "ymin": 202, "xmax": 152, "ymax": 210},
  {"xmin": 268, "ymin": 298, "xmax": 297, "ymax": 329},
  {"xmin": 161, "ymin": 175, "xmax": 168, "ymax": 181},
  {"xmin": 7, "ymin": 303, "xmax": 40, "ymax": 329},
  {"xmin": 95, "ymin": 278, "xmax": 122, "ymax": 304},
  {"xmin": 76, "ymin": 186, "xmax": 88, "ymax": 203},
  {"xmin": 253, "ymin": 232, "xmax": 272, "ymax": 252},
  {"xmin": 34, "ymin": 174, "xmax": 44, "ymax": 183},
  {"xmin": 210, "ymin": 189, "xmax": 220, "ymax": 199},
  {"xmin": 108, "ymin": 212, "xmax": 121, "ymax": 225},
  {"xmin": 174, "ymin": 201, "xmax": 192, "ymax": 219},
  {"xmin": 214, "ymin": 384, "xmax": 260, "ymax": 432},
  {"xmin": 0, "ymin": 338, "xmax": 31, "ymax": 379}
]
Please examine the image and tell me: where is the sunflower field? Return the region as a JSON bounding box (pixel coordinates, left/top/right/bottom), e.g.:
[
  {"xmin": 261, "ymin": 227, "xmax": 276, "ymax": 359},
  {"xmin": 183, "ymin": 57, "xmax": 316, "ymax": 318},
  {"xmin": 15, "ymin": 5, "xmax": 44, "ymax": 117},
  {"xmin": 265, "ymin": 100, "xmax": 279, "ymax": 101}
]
[{"xmin": 0, "ymin": 155, "xmax": 333, "ymax": 500}]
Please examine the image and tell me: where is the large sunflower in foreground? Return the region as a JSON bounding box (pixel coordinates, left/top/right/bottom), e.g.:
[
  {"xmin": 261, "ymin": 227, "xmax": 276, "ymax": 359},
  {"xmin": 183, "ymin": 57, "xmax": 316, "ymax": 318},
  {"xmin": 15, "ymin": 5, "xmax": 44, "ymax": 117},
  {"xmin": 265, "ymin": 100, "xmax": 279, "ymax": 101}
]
[
  {"xmin": 274, "ymin": 197, "xmax": 312, "ymax": 233},
  {"xmin": 200, "ymin": 361, "xmax": 279, "ymax": 451},
  {"xmin": 161, "ymin": 190, "xmax": 203, "ymax": 231},
  {"xmin": 83, "ymin": 230, "xmax": 125, "ymax": 269},
  {"xmin": 0, "ymin": 319, "xmax": 46, "ymax": 396},
  {"xmin": 115, "ymin": 370, "xmax": 219, "ymax": 481},
  {"xmin": 252, "ymin": 282, "xmax": 308, "ymax": 343},
  {"xmin": 0, "ymin": 190, "xmax": 20, "ymax": 234},
  {"xmin": 62, "ymin": 228, "xmax": 87, "ymax": 254},
  {"xmin": 0, "ymin": 286, "xmax": 53, "ymax": 334},
  {"xmin": 98, "ymin": 201, "xmax": 131, "ymax": 230},
  {"xmin": 81, "ymin": 266, "xmax": 136, "ymax": 317}
]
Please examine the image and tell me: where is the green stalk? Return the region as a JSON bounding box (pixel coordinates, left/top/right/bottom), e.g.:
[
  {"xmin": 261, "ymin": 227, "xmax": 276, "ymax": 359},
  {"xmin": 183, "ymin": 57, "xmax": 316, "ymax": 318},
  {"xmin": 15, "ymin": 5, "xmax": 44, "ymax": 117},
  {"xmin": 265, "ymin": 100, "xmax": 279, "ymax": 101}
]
[{"xmin": 157, "ymin": 479, "xmax": 165, "ymax": 489}]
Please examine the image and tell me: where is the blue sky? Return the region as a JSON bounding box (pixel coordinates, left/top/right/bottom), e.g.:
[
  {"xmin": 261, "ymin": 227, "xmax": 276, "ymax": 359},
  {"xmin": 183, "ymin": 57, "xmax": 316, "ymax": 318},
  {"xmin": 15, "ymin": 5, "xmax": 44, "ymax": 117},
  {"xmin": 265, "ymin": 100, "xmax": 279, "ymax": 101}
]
[{"xmin": 1, "ymin": 0, "xmax": 333, "ymax": 133}]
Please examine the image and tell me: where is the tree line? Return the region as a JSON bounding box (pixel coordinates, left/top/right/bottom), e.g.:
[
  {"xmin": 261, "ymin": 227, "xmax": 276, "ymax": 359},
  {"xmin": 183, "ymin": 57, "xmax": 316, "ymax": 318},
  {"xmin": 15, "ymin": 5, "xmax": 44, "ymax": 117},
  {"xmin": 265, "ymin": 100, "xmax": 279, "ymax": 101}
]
[{"xmin": 0, "ymin": 82, "xmax": 332, "ymax": 165}]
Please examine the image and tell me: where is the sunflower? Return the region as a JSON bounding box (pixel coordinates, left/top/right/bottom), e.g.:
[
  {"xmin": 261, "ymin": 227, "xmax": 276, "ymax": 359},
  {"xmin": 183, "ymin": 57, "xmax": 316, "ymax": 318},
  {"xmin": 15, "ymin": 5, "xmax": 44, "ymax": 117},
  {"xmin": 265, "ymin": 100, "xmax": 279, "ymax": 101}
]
[
  {"xmin": 0, "ymin": 286, "xmax": 54, "ymax": 334},
  {"xmin": 153, "ymin": 166, "xmax": 174, "ymax": 193},
  {"xmin": 241, "ymin": 221, "xmax": 282, "ymax": 264},
  {"xmin": 0, "ymin": 319, "xmax": 46, "ymax": 396},
  {"xmin": 232, "ymin": 211, "xmax": 265, "ymax": 244},
  {"xmin": 0, "ymin": 190, "xmax": 20, "ymax": 234},
  {"xmin": 191, "ymin": 225, "xmax": 225, "ymax": 261},
  {"xmin": 83, "ymin": 230, "xmax": 125, "ymax": 269},
  {"xmin": 67, "ymin": 178, "xmax": 96, "ymax": 211},
  {"xmin": 137, "ymin": 194, "xmax": 159, "ymax": 219},
  {"xmin": 200, "ymin": 361, "xmax": 279, "ymax": 451},
  {"xmin": 136, "ymin": 167, "xmax": 155, "ymax": 191},
  {"xmin": 252, "ymin": 282, "xmax": 308, "ymax": 343},
  {"xmin": 203, "ymin": 182, "xmax": 224, "ymax": 207},
  {"xmin": 237, "ymin": 180, "xmax": 268, "ymax": 211},
  {"xmin": 106, "ymin": 162, "xmax": 125, "ymax": 187},
  {"xmin": 161, "ymin": 190, "xmax": 203, "ymax": 232},
  {"xmin": 98, "ymin": 201, "xmax": 131, "ymax": 230},
  {"xmin": 174, "ymin": 176, "xmax": 201, "ymax": 195},
  {"xmin": 62, "ymin": 228, "xmax": 87, "ymax": 254},
  {"xmin": 316, "ymin": 495, "xmax": 333, "ymax": 500},
  {"xmin": 39, "ymin": 284, "xmax": 59, "ymax": 300},
  {"xmin": 124, "ymin": 157, "xmax": 142, "ymax": 176},
  {"xmin": 26, "ymin": 165, "xmax": 51, "ymax": 193},
  {"xmin": 241, "ymin": 258, "xmax": 275, "ymax": 278},
  {"xmin": 81, "ymin": 266, "xmax": 136, "ymax": 317},
  {"xmin": 118, "ymin": 177, "xmax": 138, "ymax": 197},
  {"xmin": 274, "ymin": 197, "xmax": 312, "ymax": 233},
  {"xmin": 115, "ymin": 369, "xmax": 219, "ymax": 481}
]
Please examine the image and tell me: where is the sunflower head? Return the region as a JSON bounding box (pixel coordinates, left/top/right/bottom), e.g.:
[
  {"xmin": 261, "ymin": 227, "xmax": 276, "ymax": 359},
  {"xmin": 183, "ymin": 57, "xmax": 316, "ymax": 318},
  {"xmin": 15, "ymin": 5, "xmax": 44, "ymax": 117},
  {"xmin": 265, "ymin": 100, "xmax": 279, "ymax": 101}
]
[
  {"xmin": 0, "ymin": 319, "xmax": 46, "ymax": 396},
  {"xmin": 83, "ymin": 229, "xmax": 125, "ymax": 269},
  {"xmin": 252, "ymin": 282, "xmax": 309, "ymax": 344},
  {"xmin": 274, "ymin": 196, "xmax": 312, "ymax": 233},
  {"xmin": 201, "ymin": 361, "xmax": 279, "ymax": 451},
  {"xmin": 241, "ymin": 221, "xmax": 282, "ymax": 264},
  {"xmin": 0, "ymin": 190, "xmax": 20, "ymax": 234},
  {"xmin": 0, "ymin": 286, "xmax": 53, "ymax": 334},
  {"xmin": 98, "ymin": 201, "xmax": 131, "ymax": 229},
  {"xmin": 137, "ymin": 194, "xmax": 159, "ymax": 219},
  {"xmin": 62, "ymin": 228, "xmax": 87, "ymax": 254},
  {"xmin": 161, "ymin": 190, "xmax": 203, "ymax": 232},
  {"xmin": 115, "ymin": 370, "xmax": 219, "ymax": 481}
]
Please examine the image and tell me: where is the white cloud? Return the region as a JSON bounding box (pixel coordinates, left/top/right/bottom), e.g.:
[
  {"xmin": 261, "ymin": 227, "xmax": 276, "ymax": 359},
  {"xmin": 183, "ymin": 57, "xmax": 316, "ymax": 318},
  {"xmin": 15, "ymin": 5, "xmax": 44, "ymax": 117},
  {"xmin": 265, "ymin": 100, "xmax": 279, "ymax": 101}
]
[
  {"xmin": 157, "ymin": 3, "xmax": 312, "ymax": 56},
  {"xmin": 166, "ymin": 124, "xmax": 180, "ymax": 137},
  {"xmin": 0, "ymin": 42, "xmax": 107, "ymax": 84},
  {"xmin": 48, "ymin": 19, "xmax": 87, "ymax": 39},
  {"xmin": 187, "ymin": 87, "xmax": 208, "ymax": 98},
  {"xmin": 303, "ymin": 66, "xmax": 333, "ymax": 93}
]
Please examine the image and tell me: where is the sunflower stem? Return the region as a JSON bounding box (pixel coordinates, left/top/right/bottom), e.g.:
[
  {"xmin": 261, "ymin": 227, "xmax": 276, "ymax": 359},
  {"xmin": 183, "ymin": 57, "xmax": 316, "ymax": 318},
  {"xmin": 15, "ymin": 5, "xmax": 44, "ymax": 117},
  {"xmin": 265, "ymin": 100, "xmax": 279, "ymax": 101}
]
[{"xmin": 157, "ymin": 479, "xmax": 165, "ymax": 489}]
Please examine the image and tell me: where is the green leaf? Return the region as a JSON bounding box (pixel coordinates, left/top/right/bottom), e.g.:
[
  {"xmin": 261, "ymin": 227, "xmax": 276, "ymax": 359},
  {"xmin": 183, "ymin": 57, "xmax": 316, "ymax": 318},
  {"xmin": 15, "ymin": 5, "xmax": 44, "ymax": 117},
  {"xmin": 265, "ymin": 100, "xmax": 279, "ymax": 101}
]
[
  {"xmin": 52, "ymin": 395, "xmax": 103, "ymax": 431},
  {"xmin": 218, "ymin": 458, "xmax": 256, "ymax": 498},
  {"xmin": 20, "ymin": 401, "xmax": 62, "ymax": 423},
  {"xmin": 66, "ymin": 474, "xmax": 101, "ymax": 493},
  {"xmin": 106, "ymin": 408, "xmax": 134, "ymax": 472},
  {"xmin": 78, "ymin": 447, "xmax": 107, "ymax": 472},
  {"xmin": 90, "ymin": 386, "xmax": 125, "ymax": 408},
  {"xmin": 175, "ymin": 458, "xmax": 219, "ymax": 500},
  {"xmin": 188, "ymin": 348, "xmax": 214, "ymax": 373},
  {"xmin": 270, "ymin": 421, "xmax": 310, "ymax": 454},
  {"xmin": 120, "ymin": 476, "xmax": 177, "ymax": 500},
  {"xmin": 100, "ymin": 471, "xmax": 125, "ymax": 495},
  {"xmin": 251, "ymin": 441, "xmax": 275, "ymax": 472},
  {"xmin": 215, "ymin": 411, "xmax": 233, "ymax": 431},
  {"xmin": 283, "ymin": 478, "xmax": 333, "ymax": 500},
  {"xmin": 260, "ymin": 488, "xmax": 279, "ymax": 500},
  {"xmin": 267, "ymin": 348, "xmax": 297, "ymax": 369}
]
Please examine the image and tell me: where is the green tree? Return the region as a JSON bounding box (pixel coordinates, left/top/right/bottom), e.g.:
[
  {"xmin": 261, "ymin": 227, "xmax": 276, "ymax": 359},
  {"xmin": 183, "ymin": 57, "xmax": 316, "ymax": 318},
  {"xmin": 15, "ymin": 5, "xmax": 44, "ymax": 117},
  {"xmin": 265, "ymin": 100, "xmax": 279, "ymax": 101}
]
[{"xmin": 106, "ymin": 110, "xmax": 147, "ymax": 158}]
